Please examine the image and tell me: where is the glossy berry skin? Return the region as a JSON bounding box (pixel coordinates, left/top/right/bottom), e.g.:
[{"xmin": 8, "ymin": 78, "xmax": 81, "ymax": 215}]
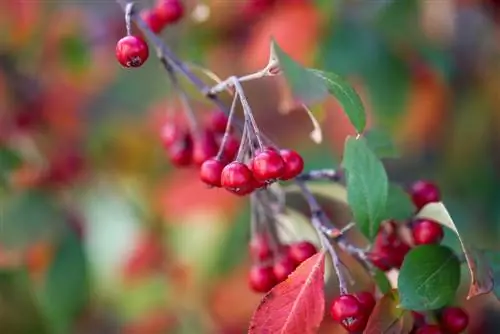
[
  {"xmin": 440, "ymin": 307, "xmax": 469, "ymax": 333},
  {"xmin": 192, "ymin": 130, "xmax": 218, "ymax": 166},
  {"xmin": 410, "ymin": 180, "xmax": 441, "ymax": 210},
  {"xmin": 209, "ymin": 111, "xmax": 230, "ymax": 134},
  {"xmin": 412, "ymin": 218, "xmax": 444, "ymax": 245},
  {"xmin": 369, "ymin": 221, "xmax": 411, "ymax": 270},
  {"xmin": 155, "ymin": 0, "xmax": 184, "ymax": 24},
  {"xmin": 288, "ymin": 241, "xmax": 317, "ymax": 264},
  {"xmin": 216, "ymin": 134, "xmax": 239, "ymax": 163},
  {"xmin": 115, "ymin": 35, "xmax": 149, "ymax": 68},
  {"xmin": 251, "ymin": 149, "xmax": 285, "ymax": 181},
  {"xmin": 273, "ymin": 256, "xmax": 297, "ymax": 282},
  {"xmin": 415, "ymin": 325, "xmax": 443, "ymax": 334},
  {"xmin": 140, "ymin": 9, "xmax": 166, "ymax": 33},
  {"xmin": 200, "ymin": 158, "xmax": 225, "ymax": 187},
  {"xmin": 354, "ymin": 292, "xmax": 376, "ymax": 313},
  {"xmin": 330, "ymin": 294, "xmax": 368, "ymax": 332},
  {"xmin": 279, "ymin": 149, "xmax": 304, "ymax": 180},
  {"xmin": 221, "ymin": 162, "xmax": 254, "ymax": 194},
  {"xmin": 249, "ymin": 265, "xmax": 276, "ymax": 293},
  {"xmin": 167, "ymin": 133, "xmax": 192, "ymax": 167},
  {"xmin": 249, "ymin": 234, "xmax": 272, "ymax": 261}
]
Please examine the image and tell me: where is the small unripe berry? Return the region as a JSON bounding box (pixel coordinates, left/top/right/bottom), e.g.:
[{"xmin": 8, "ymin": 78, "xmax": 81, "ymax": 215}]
[
  {"xmin": 412, "ymin": 218, "xmax": 444, "ymax": 245},
  {"xmin": 410, "ymin": 180, "xmax": 441, "ymax": 210},
  {"xmin": 273, "ymin": 256, "xmax": 297, "ymax": 282},
  {"xmin": 200, "ymin": 158, "xmax": 225, "ymax": 187},
  {"xmin": 221, "ymin": 161, "xmax": 254, "ymax": 194},
  {"xmin": 440, "ymin": 307, "xmax": 469, "ymax": 334},
  {"xmin": 251, "ymin": 149, "xmax": 285, "ymax": 181},
  {"xmin": 415, "ymin": 325, "xmax": 443, "ymax": 334},
  {"xmin": 115, "ymin": 35, "xmax": 149, "ymax": 68},
  {"xmin": 155, "ymin": 0, "xmax": 184, "ymax": 24},
  {"xmin": 249, "ymin": 265, "xmax": 276, "ymax": 293},
  {"xmin": 288, "ymin": 241, "xmax": 317, "ymax": 264},
  {"xmin": 279, "ymin": 149, "xmax": 304, "ymax": 180}
]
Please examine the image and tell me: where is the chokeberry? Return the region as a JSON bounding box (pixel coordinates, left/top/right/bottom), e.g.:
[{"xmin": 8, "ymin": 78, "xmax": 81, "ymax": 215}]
[
  {"xmin": 159, "ymin": 122, "xmax": 181, "ymax": 148},
  {"xmin": 249, "ymin": 234, "xmax": 272, "ymax": 261},
  {"xmin": 412, "ymin": 218, "xmax": 444, "ymax": 245},
  {"xmin": 209, "ymin": 111, "xmax": 230, "ymax": 134},
  {"xmin": 410, "ymin": 180, "xmax": 441, "ymax": 210},
  {"xmin": 115, "ymin": 35, "xmax": 149, "ymax": 68},
  {"xmin": 370, "ymin": 221, "xmax": 411, "ymax": 270},
  {"xmin": 216, "ymin": 134, "xmax": 239, "ymax": 163},
  {"xmin": 200, "ymin": 158, "xmax": 225, "ymax": 187},
  {"xmin": 273, "ymin": 255, "xmax": 297, "ymax": 282},
  {"xmin": 288, "ymin": 241, "xmax": 317, "ymax": 264},
  {"xmin": 251, "ymin": 149, "xmax": 285, "ymax": 182},
  {"xmin": 249, "ymin": 265, "xmax": 276, "ymax": 293},
  {"xmin": 354, "ymin": 291, "xmax": 376, "ymax": 314},
  {"xmin": 167, "ymin": 133, "xmax": 192, "ymax": 167},
  {"xmin": 279, "ymin": 149, "xmax": 304, "ymax": 180},
  {"xmin": 140, "ymin": 9, "xmax": 166, "ymax": 33},
  {"xmin": 221, "ymin": 161, "xmax": 254, "ymax": 194},
  {"xmin": 330, "ymin": 294, "xmax": 368, "ymax": 332},
  {"xmin": 192, "ymin": 130, "xmax": 218, "ymax": 166},
  {"xmin": 155, "ymin": 0, "xmax": 184, "ymax": 24},
  {"xmin": 440, "ymin": 307, "xmax": 469, "ymax": 334},
  {"xmin": 415, "ymin": 325, "xmax": 443, "ymax": 334}
]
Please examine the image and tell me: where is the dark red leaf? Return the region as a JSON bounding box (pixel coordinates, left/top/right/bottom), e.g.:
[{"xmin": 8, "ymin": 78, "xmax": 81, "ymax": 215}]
[
  {"xmin": 364, "ymin": 290, "xmax": 413, "ymax": 334},
  {"xmin": 248, "ymin": 251, "xmax": 326, "ymax": 334}
]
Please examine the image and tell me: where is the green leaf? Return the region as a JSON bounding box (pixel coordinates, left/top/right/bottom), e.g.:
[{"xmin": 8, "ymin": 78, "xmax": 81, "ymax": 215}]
[
  {"xmin": 39, "ymin": 232, "xmax": 89, "ymax": 334},
  {"xmin": 0, "ymin": 147, "xmax": 22, "ymax": 172},
  {"xmin": 364, "ymin": 128, "xmax": 399, "ymax": 159},
  {"xmin": 60, "ymin": 35, "xmax": 91, "ymax": 73},
  {"xmin": 398, "ymin": 245, "xmax": 461, "ymax": 311},
  {"xmin": 374, "ymin": 269, "xmax": 392, "ymax": 295},
  {"xmin": 271, "ymin": 40, "xmax": 328, "ymax": 103},
  {"xmin": 342, "ymin": 137, "xmax": 388, "ymax": 240},
  {"xmin": 376, "ymin": 0, "xmax": 422, "ymax": 45},
  {"xmin": 384, "ymin": 184, "xmax": 415, "ymax": 221},
  {"xmin": 310, "ymin": 69, "xmax": 366, "ymax": 133}
]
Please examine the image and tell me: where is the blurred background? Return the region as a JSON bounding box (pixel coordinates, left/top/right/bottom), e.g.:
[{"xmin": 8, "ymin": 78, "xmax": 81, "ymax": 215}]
[{"xmin": 2, "ymin": 0, "xmax": 500, "ymax": 333}]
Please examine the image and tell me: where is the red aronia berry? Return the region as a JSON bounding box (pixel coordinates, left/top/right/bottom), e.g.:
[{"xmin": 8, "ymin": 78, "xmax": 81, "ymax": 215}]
[
  {"xmin": 273, "ymin": 255, "xmax": 297, "ymax": 282},
  {"xmin": 412, "ymin": 218, "xmax": 444, "ymax": 245},
  {"xmin": 200, "ymin": 158, "xmax": 225, "ymax": 187},
  {"xmin": 330, "ymin": 294, "xmax": 368, "ymax": 332},
  {"xmin": 140, "ymin": 9, "xmax": 166, "ymax": 33},
  {"xmin": 167, "ymin": 133, "xmax": 192, "ymax": 167},
  {"xmin": 249, "ymin": 234, "xmax": 272, "ymax": 261},
  {"xmin": 415, "ymin": 325, "xmax": 443, "ymax": 334},
  {"xmin": 159, "ymin": 122, "xmax": 181, "ymax": 148},
  {"xmin": 410, "ymin": 180, "xmax": 441, "ymax": 209},
  {"xmin": 221, "ymin": 161, "xmax": 254, "ymax": 194},
  {"xmin": 209, "ymin": 111, "xmax": 230, "ymax": 134},
  {"xmin": 249, "ymin": 265, "xmax": 276, "ymax": 293},
  {"xmin": 192, "ymin": 130, "xmax": 218, "ymax": 166},
  {"xmin": 440, "ymin": 307, "xmax": 469, "ymax": 334},
  {"xmin": 288, "ymin": 241, "xmax": 317, "ymax": 264},
  {"xmin": 279, "ymin": 149, "xmax": 304, "ymax": 180},
  {"xmin": 251, "ymin": 148, "xmax": 285, "ymax": 181},
  {"xmin": 155, "ymin": 0, "xmax": 184, "ymax": 24},
  {"xmin": 354, "ymin": 291, "xmax": 376, "ymax": 313},
  {"xmin": 115, "ymin": 35, "xmax": 149, "ymax": 68}
]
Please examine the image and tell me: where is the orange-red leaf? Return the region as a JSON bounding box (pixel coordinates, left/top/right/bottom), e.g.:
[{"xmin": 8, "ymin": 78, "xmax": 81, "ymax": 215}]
[
  {"xmin": 365, "ymin": 290, "xmax": 413, "ymax": 334},
  {"xmin": 248, "ymin": 251, "xmax": 326, "ymax": 334}
]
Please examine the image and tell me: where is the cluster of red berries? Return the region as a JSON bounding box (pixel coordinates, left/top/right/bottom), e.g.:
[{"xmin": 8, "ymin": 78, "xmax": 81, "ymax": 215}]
[
  {"xmin": 330, "ymin": 291, "xmax": 376, "ymax": 332},
  {"xmin": 248, "ymin": 235, "xmax": 317, "ymax": 293},
  {"xmin": 413, "ymin": 307, "xmax": 469, "ymax": 334},
  {"xmin": 115, "ymin": 0, "xmax": 184, "ymax": 68},
  {"xmin": 369, "ymin": 180, "xmax": 444, "ymax": 272}
]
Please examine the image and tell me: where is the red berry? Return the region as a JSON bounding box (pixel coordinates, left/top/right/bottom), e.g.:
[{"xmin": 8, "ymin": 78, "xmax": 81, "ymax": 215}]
[
  {"xmin": 251, "ymin": 149, "xmax": 285, "ymax": 181},
  {"xmin": 200, "ymin": 158, "xmax": 225, "ymax": 187},
  {"xmin": 249, "ymin": 234, "xmax": 272, "ymax": 261},
  {"xmin": 192, "ymin": 130, "xmax": 218, "ymax": 166},
  {"xmin": 288, "ymin": 241, "xmax": 316, "ymax": 264},
  {"xmin": 140, "ymin": 9, "xmax": 166, "ymax": 33},
  {"xmin": 155, "ymin": 0, "xmax": 184, "ymax": 24},
  {"xmin": 249, "ymin": 265, "xmax": 276, "ymax": 293},
  {"xmin": 370, "ymin": 221, "xmax": 411, "ymax": 270},
  {"xmin": 410, "ymin": 180, "xmax": 441, "ymax": 210},
  {"xmin": 368, "ymin": 251, "xmax": 393, "ymax": 271},
  {"xmin": 412, "ymin": 218, "xmax": 444, "ymax": 245},
  {"xmin": 415, "ymin": 325, "xmax": 443, "ymax": 334},
  {"xmin": 216, "ymin": 134, "xmax": 240, "ymax": 163},
  {"xmin": 440, "ymin": 307, "xmax": 468, "ymax": 333},
  {"xmin": 160, "ymin": 122, "xmax": 181, "ymax": 148},
  {"xmin": 279, "ymin": 149, "xmax": 304, "ymax": 180},
  {"xmin": 412, "ymin": 311, "xmax": 426, "ymax": 325},
  {"xmin": 354, "ymin": 292, "xmax": 376, "ymax": 313},
  {"xmin": 273, "ymin": 256, "xmax": 297, "ymax": 282},
  {"xmin": 221, "ymin": 162, "xmax": 254, "ymax": 194},
  {"xmin": 115, "ymin": 35, "xmax": 149, "ymax": 68},
  {"xmin": 209, "ymin": 111, "xmax": 230, "ymax": 134},
  {"xmin": 167, "ymin": 133, "xmax": 192, "ymax": 167},
  {"xmin": 330, "ymin": 294, "xmax": 368, "ymax": 332}
]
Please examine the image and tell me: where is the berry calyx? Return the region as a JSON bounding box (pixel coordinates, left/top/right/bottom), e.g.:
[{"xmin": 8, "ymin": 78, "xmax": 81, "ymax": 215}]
[
  {"xmin": 279, "ymin": 149, "xmax": 304, "ymax": 180},
  {"xmin": 155, "ymin": 0, "xmax": 184, "ymax": 24},
  {"xmin": 192, "ymin": 130, "xmax": 218, "ymax": 166},
  {"xmin": 415, "ymin": 325, "xmax": 443, "ymax": 334},
  {"xmin": 273, "ymin": 256, "xmax": 297, "ymax": 282},
  {"xmin": 115, "ymin": 35, "xmax": 149, "ymax": 68},
  {"xmin": 251, "ymin": 149, "xmax": 285, "ymax": 182},
  {"xmin": 354, "ymin": 291, "xmax": 376, "ymax": 314},
  {"xmin": 200, "ymin": 158, "xmax": 225, "ymax": 187},
  {"xmin": 288, "ymin": 241, "xmax": 317, "ymax": 264},
  {"xmin": 221, "ymin": 162, "xmax": 254, "ymax": 194},
  {"xmin": 249, "ymin": 265, "xmax": 276, "ymax": 293},
  {"xmin": 167, "ymin": 133, "xmax": 192, "ymax": 167},
  {"xmin": 412, "ymin": 218, "xmax": 444, "ymax": 245},
  {"xmin": 410, "ymin": 180, "xmax": 441, "ymax": 210},
  {"xmin": 440, "ymin": 307, "xmax": 469, "ymax": 333},
  {"xmin": 249, "ymin": 234, "xmax": 272, "ymax": 261}
]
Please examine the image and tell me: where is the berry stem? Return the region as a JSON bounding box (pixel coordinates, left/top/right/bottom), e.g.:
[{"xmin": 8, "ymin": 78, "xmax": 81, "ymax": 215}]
[
  {"xmin": 124, "ymin": 2, "xmax": 135, "ymax": 36},
  {"xmin": 296, "ymin": 169, "xmax": 342, "ymax": 182},
  {"xmin": 216, "ymin": 92, "xmax": 239, "ymax": 161},
  {"xmin": 235, "ymin": 123, "xmax": 249, "ymax": 163}
]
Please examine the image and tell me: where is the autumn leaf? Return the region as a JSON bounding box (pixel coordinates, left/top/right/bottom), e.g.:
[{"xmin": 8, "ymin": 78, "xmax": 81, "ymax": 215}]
[
  {"xmin": 416, "ymin": 202, "xmax": 494, "ymax": 299},
  {"xmin": 365, "ymin": 290, "xmax": 413, "ymax": 334},
  {"xmin": 248, "ymin": 251, "xmax": 326, "ymax": 334}
]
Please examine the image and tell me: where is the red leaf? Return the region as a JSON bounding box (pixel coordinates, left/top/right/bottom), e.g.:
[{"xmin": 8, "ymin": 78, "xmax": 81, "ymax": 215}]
[
  {"xmin": 364, "ymin": 290, "xmax": 413, "ymax": 334},
  {"xmin": 248, "ymin": 251, "xmax": 326, "ymax": 334}
]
